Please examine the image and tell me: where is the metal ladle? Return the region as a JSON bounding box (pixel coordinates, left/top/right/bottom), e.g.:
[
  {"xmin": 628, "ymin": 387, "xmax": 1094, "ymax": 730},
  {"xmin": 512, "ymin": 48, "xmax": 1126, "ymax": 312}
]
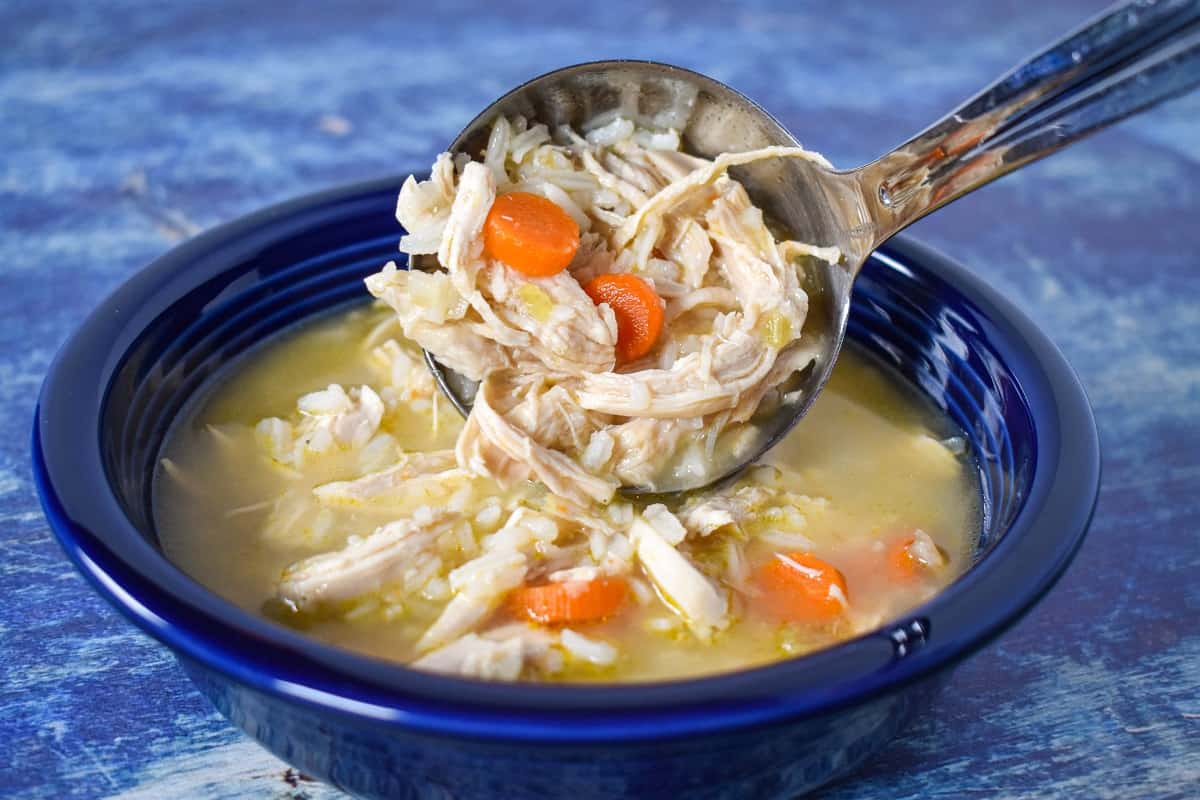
[{"xmin": 420, "ymin": 0, "xmax": 1200, "ymax": 495}]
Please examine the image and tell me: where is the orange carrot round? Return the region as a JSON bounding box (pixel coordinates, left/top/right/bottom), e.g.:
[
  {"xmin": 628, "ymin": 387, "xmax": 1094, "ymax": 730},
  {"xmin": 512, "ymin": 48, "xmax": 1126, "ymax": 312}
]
[
  {"xmin": 483, "ymin": 192, "xmax": 580, "ymax": 277},
  {"xmin": 583, "ymin": 273, "xmax": 665, "ymax": 363},
  {"xmin": 508, "ymin": 577, "xmax": 628, "ymax": 625},
  {"xmin": 887, "ymin": 535, "xmax": 920, "ymax": 581},
  {"xmin": 755, "ymin": 552, "xmax": 849, "ymax": 624}
]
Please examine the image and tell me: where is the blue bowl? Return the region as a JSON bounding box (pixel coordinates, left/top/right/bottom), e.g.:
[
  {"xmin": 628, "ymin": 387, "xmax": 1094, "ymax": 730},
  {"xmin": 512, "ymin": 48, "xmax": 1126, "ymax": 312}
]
[{"xmin": 34, "ymin": 175, "xmax": 1099, "ymax": 799}]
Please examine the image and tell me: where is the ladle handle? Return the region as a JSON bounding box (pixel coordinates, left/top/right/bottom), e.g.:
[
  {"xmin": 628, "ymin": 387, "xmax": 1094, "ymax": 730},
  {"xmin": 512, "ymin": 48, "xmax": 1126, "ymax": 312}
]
[{"xmin": 858, "ymin": 0, "xmax": 1200, "ymax": 249}]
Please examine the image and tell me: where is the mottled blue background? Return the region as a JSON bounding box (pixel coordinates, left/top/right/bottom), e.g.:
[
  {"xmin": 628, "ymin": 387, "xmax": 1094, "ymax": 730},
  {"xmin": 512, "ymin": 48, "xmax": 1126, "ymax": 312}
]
[{"xmin": 3, "ymin": 1, "xmax": 1198, "ymax": 797}]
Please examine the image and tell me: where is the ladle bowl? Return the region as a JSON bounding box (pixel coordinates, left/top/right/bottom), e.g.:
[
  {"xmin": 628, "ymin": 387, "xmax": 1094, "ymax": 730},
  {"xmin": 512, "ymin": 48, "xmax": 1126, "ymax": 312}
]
[{"xmin": 422, "ymin": 0, "xmax": 1200, "ymax": 494}]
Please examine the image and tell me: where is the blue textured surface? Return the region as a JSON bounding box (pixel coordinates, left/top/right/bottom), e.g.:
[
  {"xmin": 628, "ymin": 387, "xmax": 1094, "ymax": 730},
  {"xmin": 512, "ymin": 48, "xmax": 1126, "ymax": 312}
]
[{"xmin": 2, "ymin": 1, "xmax": 1198, "ymax": 798}]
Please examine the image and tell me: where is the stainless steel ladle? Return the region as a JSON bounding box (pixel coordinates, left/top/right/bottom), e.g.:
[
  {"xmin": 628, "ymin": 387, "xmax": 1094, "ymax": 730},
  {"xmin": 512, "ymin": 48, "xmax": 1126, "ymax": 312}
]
[{"xmin": 422, "ymin": 0, "xmax": 1200, "ymax": 495}]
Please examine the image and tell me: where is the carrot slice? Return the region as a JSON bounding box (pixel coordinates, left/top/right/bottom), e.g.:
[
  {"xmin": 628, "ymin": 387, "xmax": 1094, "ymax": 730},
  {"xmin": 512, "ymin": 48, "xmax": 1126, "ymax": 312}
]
[
  {"xmin": 583, "ymin": 273, "xmax": 665, "ymax": 363},
  {"xmin": 508, "ymin": 577, "xmax": 628, "ymax": 625},
  {"xmin": 755, "ymin": 552, "xmax": 849, "ymax": 624},
  {"xmin": 887, "ymin": 534, "xmax": 920, "ymax": 581},
  {"xmin": 483, "ymin": 192, "xmax": 580, "ymax": 277}
]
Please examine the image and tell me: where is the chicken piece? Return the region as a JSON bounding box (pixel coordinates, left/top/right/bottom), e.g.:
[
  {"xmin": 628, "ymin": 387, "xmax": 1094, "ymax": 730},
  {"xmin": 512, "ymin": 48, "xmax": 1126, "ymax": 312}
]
[
  {"xmin": 532, "ymin": 498, "xmax": 636, "ymax": 578},
  {"xmin": 643, "ymin": 503, "xmax": 689, "ymax": 544},
  {"xmin": 503, "ymin": 379, "xmax": 600, "ymax": 452},
  {"xmin": 630, "ymin": 513, "xmax": 728, "ymax": 638},
  {"xmin": 602, "ymin": 150, "xmax": 668, "ymax": 196},
  {"xmin": 712, "ymin": 238, "xmax": 807, "ymax": 331},
  {"xmin": 480, "ymin": 622, "xmax": 564, "ymax": 673},
  {"xmin": 483, "ymin": 115, "xmax": 512, "ymax": 185},
  {"xmin": 437, "ymin": 161, "xmax": 496, "ymax": 298},
  {"xmin": 726, "ymin": 339, "xmax": 822, "ymax": 425},
  {"xmin": 408, "ymin": 320, "xmax": 508, "ymax": 383},
  {"xmin": 537, "ymin": 495, "xmax": 622, "ymax": 539},
  {"xmin": 367, "ymin": 339, "xmax": 436, "ymax": 400},
  {"xmin": 277, "ymin": 511, "xmax": 457, "ymax": 611},
  {"xmin": 575, "ymin": 324, "xmax": 777, "ymax": 418},
  {"xmin": 679, "ymin": 485, "xmax": 774, "ymax": 536},
  {"xmin": 660, "ymin": 215, "xmax": 713, "ymax": 289},
  {"xmin": 411, "ymin": 633, "xmax": 525, "ymax": 680},
  {"xmin": 524, "ymin": 542, "xmax": 595, "ymax": 584},
  {"xmin": 509, "ymin": 123, "xmax": 552, "ymax": 163},
  {"xmin": 395, "ymin": 152, "xmax": 457, "ymax": 255},
  {"xmin": 581, "ymin": 149, "xmax": 650, "ymax": 208},
  {"xmin": 719, "ymin": 538, "xmax": 752, "ymax": 593},
  {"xmin": 296, "ymin": 384, "xmax": 386, "ymax": 449},
  {"xmin": 417, "ymin": 509, "xmax": 559, "ymax": 651},
  {"xmin": 778, "ymin": 240, "xmax": 843, "ymax": 267},
  {"xmin": 259, "ymin": 384, "xmax": 387, "ymax": 467},
  {"xmin": 604, "ymin": 417, "xmax": 703, "ymax": 488},
  {"xmin": 707, "ymin": 179, "xmax": 807, "ymax": 331},
  {"xmin": 417, "ymin": 549, "xmax": 527, "ymax": 651},
  {"xmin": 313, "ymin": 451, "xmax": 468, "ymax": 508},
  {"xmin": 626, "ymin": 213, "xmax": 664, "ymax": 272},
  {"xmin": 412, "ymin": 624, "xmax": 565, "ymax": 680},
  {"xmin": 259, "ymin": 486, "xmax": 334, "ymax": 549},
  {"xmin": 637, "ymin": 258, "xmax": 690, "ymax": 298},
  {"xmin": 642, "ymin": 148, "xmax": 711, "ymax": 183},
  {"xmin": 478, "ymin": 262, "xmax": 617, "ymax": 374},
  {"xmin": 367, "ymin": 263, "xmax": 469, "ymax": 325},
  {"xmin": 665, "ymin": 287, "xmax": 738, "ymax": 323},
  {"xmin": 567, "ymin": 232, "xmax": 616, "ymax": 285},
  {"xmin": 365, "ymin": 263, "xmax": 509, "ymax": 382},
  {"xmin": 559, "ymin": 628, "xmax": 618, "ymax": 667},
  {"xmin": 459, "ymin": 372, "xmax": 618, "ymax": 505},
  {"xmin": 455, "ymin": 412, "xmax": 531, "ymax": 488},
  {"xmin": 327, "ymin": 385, "xmax": 386, "ymax": 449},
  {"xmin": 613, "ymin": 145, "xmax": 832, "ymax": 250}
]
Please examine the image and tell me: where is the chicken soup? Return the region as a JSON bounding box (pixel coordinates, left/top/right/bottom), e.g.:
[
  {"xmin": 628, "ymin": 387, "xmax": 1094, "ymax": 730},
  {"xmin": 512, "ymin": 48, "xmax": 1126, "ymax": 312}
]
[
  {"xmin": 156, "ymin": 116, "xmax": 978, "ymax": 681},
  {"xmin": 157, "ymin": 304, "xmax": 977, "ymax": 681}
]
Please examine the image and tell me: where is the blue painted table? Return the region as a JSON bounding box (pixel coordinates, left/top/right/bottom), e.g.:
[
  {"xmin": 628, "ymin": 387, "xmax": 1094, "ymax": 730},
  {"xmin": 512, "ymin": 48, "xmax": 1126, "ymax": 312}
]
[{"xmin": 3, "ymin": 1, "xmax": 1198, "ymax": 797}]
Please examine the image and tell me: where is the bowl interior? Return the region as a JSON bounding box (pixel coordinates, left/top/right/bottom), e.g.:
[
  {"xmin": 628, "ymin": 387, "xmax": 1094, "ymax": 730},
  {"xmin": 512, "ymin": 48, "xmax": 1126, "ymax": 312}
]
[{"xmin": 35, "ymin": 175, "xmax": 1096, "ymax": 739}]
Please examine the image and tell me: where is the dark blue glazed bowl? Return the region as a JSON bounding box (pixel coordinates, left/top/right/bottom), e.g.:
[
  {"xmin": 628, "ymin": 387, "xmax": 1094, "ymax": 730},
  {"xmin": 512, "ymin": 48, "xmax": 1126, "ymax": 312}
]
[{"xmin": 34, "ymin": 176, "xmax": 1099, "ymax": 799}]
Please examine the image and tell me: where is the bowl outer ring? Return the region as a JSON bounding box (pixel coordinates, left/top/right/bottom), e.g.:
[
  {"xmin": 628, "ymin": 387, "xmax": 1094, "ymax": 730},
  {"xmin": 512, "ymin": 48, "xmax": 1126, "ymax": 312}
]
[{"xmin": 33, "ymin": 172, "xmax": 1100, "ymax": 743}]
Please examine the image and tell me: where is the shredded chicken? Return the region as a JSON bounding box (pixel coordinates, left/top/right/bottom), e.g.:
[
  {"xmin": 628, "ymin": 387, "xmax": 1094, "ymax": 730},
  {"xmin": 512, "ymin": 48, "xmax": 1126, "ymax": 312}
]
[
  {"xmin": 417, "ymin": 508, "xmax": 560, "ymax": 651},
  {"xmin": 256, "ymin": 384, "xmax": 386, "ymax": 468},
  {"xmin": 372, "ymin": 115, "xmax": 837, "ymax": 497},
  {"xmin": 460, "ymin": 372, "xmax": 618, "ymax": 506},
  {"xmin": 630, "ymin": 510, "xmax": 728, "ymax": 638},
  {"xmin": 259, "ymin": 116, "xmax": 871, "ymax": 679},
  {"xmin": 679, "ymin": 485, "xmax": 775, "ymax": 537},
  {"xmin": 575, "ymin": 325, "xmax": 778, "ymax": 418},
  {"xmin": 412, "ymin": 624, "xmax": 564, "ymax": 680},
  {"xmin": 277, "ymin": 510, "xmax": 458, "ymax": 611},
  {"xmin": 478, "ymin": 264, "xmax": 617, "ymax": 373},
  {"xmin": 365, "ymin": 263, "xmax": 508, "ymax": 382},
  {"xmin": 312, "ymin": 451, "xmax": 469, "ymax": 508}
]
